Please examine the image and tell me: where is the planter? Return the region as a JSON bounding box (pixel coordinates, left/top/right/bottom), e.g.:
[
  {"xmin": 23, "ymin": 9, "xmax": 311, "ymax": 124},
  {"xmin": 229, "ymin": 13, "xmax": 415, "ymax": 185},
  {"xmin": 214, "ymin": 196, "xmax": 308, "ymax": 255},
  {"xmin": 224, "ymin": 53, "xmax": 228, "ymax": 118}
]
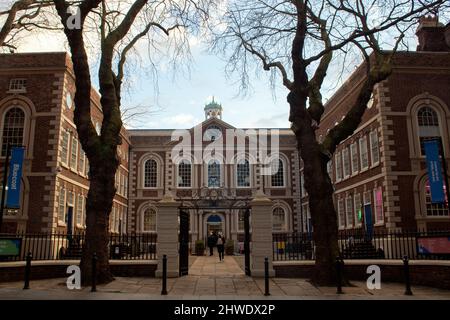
[{"xmin": 195, "ymin": 240, "xmax": 205, "ymax": 256}]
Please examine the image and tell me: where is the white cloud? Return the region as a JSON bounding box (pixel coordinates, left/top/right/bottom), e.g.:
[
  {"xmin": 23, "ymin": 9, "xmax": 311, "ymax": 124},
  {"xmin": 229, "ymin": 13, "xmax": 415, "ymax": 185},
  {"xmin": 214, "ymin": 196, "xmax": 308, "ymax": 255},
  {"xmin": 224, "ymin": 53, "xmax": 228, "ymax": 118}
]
[{"xmin": 162, "ymin": 113, "xmax": 201, "ymax": 127}]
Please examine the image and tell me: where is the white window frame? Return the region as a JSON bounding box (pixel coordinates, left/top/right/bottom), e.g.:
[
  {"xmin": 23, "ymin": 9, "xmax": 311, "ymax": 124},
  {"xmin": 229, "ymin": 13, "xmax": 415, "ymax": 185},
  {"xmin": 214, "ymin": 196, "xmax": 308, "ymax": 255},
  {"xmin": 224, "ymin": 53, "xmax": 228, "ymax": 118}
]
[
  {"xmin": 272, "ymin": 207, "xmax": 287, "ymax": 232},
  {"xmin": 373, "ymin": 187, "xmax": 384, "ymax": 225},
  {"xmin": 337, "ymin": 198, "xmax": 345, "ymax": 229},
  {"xmin": 353, "ymin": 193, "xmax": 362, "ymax": 227},
  {"xmin": 58, "ymin": 187, "xmax": 66, "ymax": 225},
  {"xmin": 76, "ymin": 194, "xmax": 83, "ymax": 227},
  {"xmin": 177, "ymin": 159, "xmax": 192, "ymax": 188},
  {"xmin": 359, "ymin": 136, "xmax": 369, "ymax": 171},
  {"xmin": 370, "ymin": 130, "xmax": 380, "ymax": 167},
  {"xmin": 143, "ymin": 158, "xmax": 159, "ymax": 189},
  {"xmin": 207, "ymin": 159, "xmax": 222, "ymax": 188},
  {"xmin": 60, "ymin": 130, "xmax": 70, "ymax": 167},
  {"xmin": 142, "ymin": 207, "xmax": 157, "ymax": 233},
  {"xmin": 78, "ymin": 147, "xmax": 85, "ymax": 176},
  {"xmin": 270, "ymin": 158, "xmax": 286, "ymax": 188},
  {"xmin": 345, "ymin": 196, "xmax": 353, "ymax": 228},
  {"xmin": 236, "ymin": 159, "xmax": 251, "ymax": 188},
  {"xmin": 8, "ymin": 78, "xmax": 27, "ymax": 93},
  {"xmin": 350, "ymin": 142, "xmax": 359, "ymax": 175},
  {"xmin": 70, "ymin": 136, "xmax": 78, "ymax": 171},
  {"xmin": 335, "ymin": 151, "xmax": 342, "ymax": 182},
  {"xmin": 343, "ymin": 148, "xmax": 350, "ymax": 179}
]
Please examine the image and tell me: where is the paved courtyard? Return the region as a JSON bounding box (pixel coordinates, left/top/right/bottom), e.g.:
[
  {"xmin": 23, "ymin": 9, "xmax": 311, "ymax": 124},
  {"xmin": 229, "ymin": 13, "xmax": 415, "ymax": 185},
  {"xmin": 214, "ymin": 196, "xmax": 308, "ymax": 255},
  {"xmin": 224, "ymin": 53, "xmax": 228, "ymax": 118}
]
[{"xmin": 0, "ymin": 256, "xmax": 449, "ymax": 300}]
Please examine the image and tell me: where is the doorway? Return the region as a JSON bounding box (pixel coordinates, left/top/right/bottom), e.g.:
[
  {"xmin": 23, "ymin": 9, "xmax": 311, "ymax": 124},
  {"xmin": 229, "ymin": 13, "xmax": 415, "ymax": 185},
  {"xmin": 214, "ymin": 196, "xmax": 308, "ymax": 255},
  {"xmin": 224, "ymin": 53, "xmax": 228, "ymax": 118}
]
[{"xmin": 206, "ymin": 214, "xmax": 223, "ymax": 236}]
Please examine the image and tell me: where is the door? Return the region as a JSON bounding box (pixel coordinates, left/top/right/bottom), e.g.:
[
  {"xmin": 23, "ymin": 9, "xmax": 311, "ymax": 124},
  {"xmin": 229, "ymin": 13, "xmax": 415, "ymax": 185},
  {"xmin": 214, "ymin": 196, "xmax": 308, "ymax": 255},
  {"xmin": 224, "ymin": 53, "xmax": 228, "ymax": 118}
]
[
  {"xmin": 179, "ymin": 210, "xmax": 189, "ymax": 276},
  {"xmin": 364, "ymin": 204, "xmax": 373, "ymax": 241},
  {"xmin": 66, "ymin": 207, "xmax": 73, "ymax": 240},
  {"xmin": 244, "ymin": 208, "xmax": 251, "ymax": 276}
]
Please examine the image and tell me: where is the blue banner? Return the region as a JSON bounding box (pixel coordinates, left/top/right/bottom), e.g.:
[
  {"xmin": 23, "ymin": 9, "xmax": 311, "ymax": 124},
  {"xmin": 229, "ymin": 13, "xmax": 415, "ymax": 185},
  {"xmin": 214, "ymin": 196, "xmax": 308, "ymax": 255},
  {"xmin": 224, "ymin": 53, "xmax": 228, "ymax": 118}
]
[
  {"xmin": 6, "ymin": 147, "xmax": 25, "ymax": 208},
  {"xmin": 424, "ymin": 140, "xmax": 445, "ymax": 203}
]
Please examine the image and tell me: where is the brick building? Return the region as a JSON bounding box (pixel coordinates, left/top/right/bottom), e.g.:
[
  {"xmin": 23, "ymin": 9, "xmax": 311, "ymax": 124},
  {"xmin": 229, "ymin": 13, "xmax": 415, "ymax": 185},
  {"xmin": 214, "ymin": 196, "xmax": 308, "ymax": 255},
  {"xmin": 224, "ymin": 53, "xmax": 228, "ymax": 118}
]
[
  {"xmin": 299, "ymin": 17, "xmax": 450, "ymax": 233},
  {"xmin": 0, "ymin": 52, "xmax": 130, "ymax": 234},
  {"xmin": 128, "ymin": 102, "xmax": 301, "ymax": 246},
  {"xmin": 0, "ymin": 16, "xmax": 449, "ymax": 241}
]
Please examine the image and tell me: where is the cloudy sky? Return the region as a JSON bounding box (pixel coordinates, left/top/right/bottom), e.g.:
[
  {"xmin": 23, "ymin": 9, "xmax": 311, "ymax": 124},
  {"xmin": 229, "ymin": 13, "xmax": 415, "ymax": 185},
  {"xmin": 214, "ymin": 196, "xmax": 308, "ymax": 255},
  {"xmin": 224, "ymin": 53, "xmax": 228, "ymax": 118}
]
[{"xmin": 7, "ymin": 2, "xmax": 432, "ymax": 131}]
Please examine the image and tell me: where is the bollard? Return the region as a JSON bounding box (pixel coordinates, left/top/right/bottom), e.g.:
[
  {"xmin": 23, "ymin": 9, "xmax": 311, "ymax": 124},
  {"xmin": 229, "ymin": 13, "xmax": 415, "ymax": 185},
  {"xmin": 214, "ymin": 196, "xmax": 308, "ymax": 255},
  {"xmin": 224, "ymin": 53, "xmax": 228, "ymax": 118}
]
[
  {"xmin": 23, "ymin": 252, "xmax": 32, "ymax": 290},
  {"xmin": 335, "ymin": 256, "xmax": 343, "ymax": 294},
  {"xmin": 161, "ymin": 254, "xmax": 168, "ymax": 295},
  {"xmin": 91, "ymin": 252, "xmax": 97, "ymax": 292},
  {"xmin": 403, "ymin": 255, "xmax": 413, "ymax": 296},
  {"xmin": 264, "ymin": 257, "xmax": 270, "ymax": 296}
]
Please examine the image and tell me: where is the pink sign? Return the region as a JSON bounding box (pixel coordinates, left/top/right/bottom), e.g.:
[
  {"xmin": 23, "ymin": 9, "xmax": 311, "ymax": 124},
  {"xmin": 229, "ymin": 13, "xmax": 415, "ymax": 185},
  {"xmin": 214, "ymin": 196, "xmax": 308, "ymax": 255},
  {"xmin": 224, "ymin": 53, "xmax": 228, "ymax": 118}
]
[{"xmin": 418, "ymin": 237, "xmax": 450, "ymax": 254}]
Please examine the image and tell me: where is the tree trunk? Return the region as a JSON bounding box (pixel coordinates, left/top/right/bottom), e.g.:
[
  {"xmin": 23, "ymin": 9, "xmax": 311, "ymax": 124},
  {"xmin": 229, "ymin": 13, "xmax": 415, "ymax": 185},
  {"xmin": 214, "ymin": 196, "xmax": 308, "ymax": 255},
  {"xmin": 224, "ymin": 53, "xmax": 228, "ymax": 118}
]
[
  {"xmin": 80, "ymin": 159, "xmax": 118, "ymax": 285},
  {"xmin": 289, "ymin": 90, "xmax": 341, "ymax": 286}
]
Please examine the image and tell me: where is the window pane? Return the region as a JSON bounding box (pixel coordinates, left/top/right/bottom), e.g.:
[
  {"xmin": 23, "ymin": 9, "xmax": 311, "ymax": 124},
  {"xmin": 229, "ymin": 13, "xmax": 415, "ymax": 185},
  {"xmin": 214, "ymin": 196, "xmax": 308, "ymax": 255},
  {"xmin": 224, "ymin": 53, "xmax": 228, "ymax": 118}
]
[
  {"xmin": 351, "ymin": 143, "xmax": 359, "ymax": 174},
  {"xmin": 144, "ymin": 159, "xmax": 157, "ymax": 188},
  {"xmin": 343, "ymin": 148, "xmax": 350, "ymax": 177},
  {"xmin": 237, "ymin": 160, "xmax": 250, "ymax": 187},
  {"xmin": 208, "ymin": 160, "xmax": 221, "ymax": 187},
  {"xmin": 271, "ymin": 159, "xmax": 284, "ymax": 187},
  {"xmin": 143, "ymin": 208, "xmax": 156, "ymax": 231},
  {"xmin": 346, "ymin": 196, "xmax": 353, "ymax": 227},
  {"xmin": 370, "ymin": 131, "xmax": 380, "ymax": 165},
  {"xmin": 178, "ymin": 160, "xmax": 192, "ymax": 187},
  {"xmin": 2, "ymin": 108, "xmax": 25, "ymax": 156},
  {"xmin": 273, "ymin": 207, "xmax": 285, "ymax": 231},
  {"xmin": 425, "ymin": 179, "xmax": 449, "ymax": 216}
]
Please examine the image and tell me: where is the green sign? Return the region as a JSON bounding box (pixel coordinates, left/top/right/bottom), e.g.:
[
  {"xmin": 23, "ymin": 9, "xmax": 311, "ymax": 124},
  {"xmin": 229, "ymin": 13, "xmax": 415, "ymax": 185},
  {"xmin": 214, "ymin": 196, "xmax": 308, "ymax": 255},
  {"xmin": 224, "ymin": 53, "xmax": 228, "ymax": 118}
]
[
  {"xmin": 0, "ymin": 238, "xmax": 22, "ymax": 256},
  {"xmin": 358, "ymin": 209, "xmax": 363, "ymax": 221}
]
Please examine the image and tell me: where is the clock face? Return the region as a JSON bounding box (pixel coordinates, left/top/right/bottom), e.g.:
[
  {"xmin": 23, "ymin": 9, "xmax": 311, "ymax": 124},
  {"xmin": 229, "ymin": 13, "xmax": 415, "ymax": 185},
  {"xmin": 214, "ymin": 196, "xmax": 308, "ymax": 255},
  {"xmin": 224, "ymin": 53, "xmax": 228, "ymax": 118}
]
[{"xmin": 204, "ymin": 125, "xmax": 222, "ymax": 141}]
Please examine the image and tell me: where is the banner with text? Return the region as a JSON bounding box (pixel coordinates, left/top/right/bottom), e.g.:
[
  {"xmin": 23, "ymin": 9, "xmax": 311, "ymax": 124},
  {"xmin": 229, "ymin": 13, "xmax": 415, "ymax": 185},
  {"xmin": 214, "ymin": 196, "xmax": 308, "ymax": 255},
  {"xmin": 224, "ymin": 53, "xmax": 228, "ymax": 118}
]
[
  {"xmin": 6, "ymin": 147, "xmax": 25, "ymax": 208},
  {"xmin": 424, "ymin": 140, "xmax": 445, "ymax": 203}
]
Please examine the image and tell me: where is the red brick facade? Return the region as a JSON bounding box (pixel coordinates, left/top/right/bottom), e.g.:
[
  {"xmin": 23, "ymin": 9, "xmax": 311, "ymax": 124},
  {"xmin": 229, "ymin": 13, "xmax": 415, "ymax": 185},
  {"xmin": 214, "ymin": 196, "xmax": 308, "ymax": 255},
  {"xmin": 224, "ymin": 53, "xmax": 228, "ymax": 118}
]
[
  {"xmin": 0, "ymin": 52, "xmax": 129, "ymax": 234},
  {"xmin": 299, "ymin": 20, "xmax": 450, "ymax": 233}
]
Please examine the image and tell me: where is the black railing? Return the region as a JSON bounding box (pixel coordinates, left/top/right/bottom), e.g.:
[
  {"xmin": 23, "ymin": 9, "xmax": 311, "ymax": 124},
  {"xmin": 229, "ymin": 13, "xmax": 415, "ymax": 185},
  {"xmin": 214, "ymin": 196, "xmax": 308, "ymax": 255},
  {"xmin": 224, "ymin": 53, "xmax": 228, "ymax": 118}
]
[
  {"xmin": 273, "ymin": 229, "xmax": 450, "ymax": 261},
  {"xmin": 0, "ymin": 232, "xmax": 157, "ymax": 261}
]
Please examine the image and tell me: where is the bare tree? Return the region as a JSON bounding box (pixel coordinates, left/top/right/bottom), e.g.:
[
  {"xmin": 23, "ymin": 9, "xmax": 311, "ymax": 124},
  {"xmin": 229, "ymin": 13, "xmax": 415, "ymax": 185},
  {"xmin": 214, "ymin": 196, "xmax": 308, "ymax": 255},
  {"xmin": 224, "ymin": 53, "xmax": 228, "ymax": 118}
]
[
  {"xmin": 1, "ymin": 0, "xmax": 214, "ymax": 284},
  {"xmin": 213, "ymin": 0, "xmax": 448, "ymax": 285},
  {"xmin": 0, "ymin": 0, "xmax": 58, "ymax": 51}
]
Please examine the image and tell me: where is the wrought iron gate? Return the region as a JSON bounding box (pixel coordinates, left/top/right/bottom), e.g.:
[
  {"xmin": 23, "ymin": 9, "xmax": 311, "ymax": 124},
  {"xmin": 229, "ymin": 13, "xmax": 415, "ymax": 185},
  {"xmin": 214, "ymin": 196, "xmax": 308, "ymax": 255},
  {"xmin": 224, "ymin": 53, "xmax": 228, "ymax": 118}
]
[
  {"xmin": 179, "ymin": 210, "xmax": 189, "ymax": 276},
  {"xmin": 244, "ymin": 208, "xmax": 251, "ymax": 276}
]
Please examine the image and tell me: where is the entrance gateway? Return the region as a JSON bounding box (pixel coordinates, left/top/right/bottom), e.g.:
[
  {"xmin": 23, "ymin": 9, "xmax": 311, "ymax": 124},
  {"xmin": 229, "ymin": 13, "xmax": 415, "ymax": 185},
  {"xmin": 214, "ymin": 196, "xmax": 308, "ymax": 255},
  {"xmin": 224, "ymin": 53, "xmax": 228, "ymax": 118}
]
[
  {"xmin": 156, "ymin": 188, "xmax": 274, "ymax": 278},
  {"xmin": 177, "ymin": 187, "xmax": 253, "ymax": 277}
]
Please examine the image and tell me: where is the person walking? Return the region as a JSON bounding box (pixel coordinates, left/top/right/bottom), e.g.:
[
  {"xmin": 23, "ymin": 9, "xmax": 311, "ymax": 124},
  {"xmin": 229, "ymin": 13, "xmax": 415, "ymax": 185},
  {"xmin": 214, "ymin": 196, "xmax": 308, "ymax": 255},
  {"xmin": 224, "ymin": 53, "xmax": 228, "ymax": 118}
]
[
  {"xmin": 216, "ymin": 233, "xmax": 225, "ymax": 262},
  {"xmin": 207, "ymin": 231, "xmax": 217, "ymax": 256}
]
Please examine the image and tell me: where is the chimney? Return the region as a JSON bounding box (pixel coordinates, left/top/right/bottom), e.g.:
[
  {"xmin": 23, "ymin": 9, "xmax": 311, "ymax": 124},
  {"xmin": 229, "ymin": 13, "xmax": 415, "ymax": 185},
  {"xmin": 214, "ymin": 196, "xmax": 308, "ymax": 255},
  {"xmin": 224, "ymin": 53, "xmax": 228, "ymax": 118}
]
[{"xmin": 416, "ymin": 15, "xmax": 450, "ymax": 52}]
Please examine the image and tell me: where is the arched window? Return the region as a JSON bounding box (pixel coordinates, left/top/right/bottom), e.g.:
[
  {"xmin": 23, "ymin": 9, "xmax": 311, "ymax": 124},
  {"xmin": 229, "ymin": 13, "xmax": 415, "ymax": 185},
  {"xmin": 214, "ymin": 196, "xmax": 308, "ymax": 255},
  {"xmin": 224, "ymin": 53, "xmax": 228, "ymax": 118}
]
[
  {"xmin": 143, "ymin": 208, "xmax": 156, "ymax": 232},
  {"xmin": 178, "ymin": 159, "xmax": 192, "ymax": 188},
  {"xmin": 424, "ymin": 179, "xmax": 449, "ymax": 216},
  {"xmin": 2, "ymin": 107, "xmax": 25, "ymax": 156},
  {"xmin": 236, "ymin": 159, "xmax": 250, "ymax": 187},
  {"xmin": 418, "ymin": 106, "xmax": 441, "ymax": 155},
  {"xmin": 271, "ymin": 159, "xmax": 285, "ymax": 187},
  {"xmin": 208, "ymin": 159, "xmax": 221, "ymax": 187},
  {"xmin": 273, "ymin": 207, "xmax": 286, "ymax": 232},
  {"xmin": 144, "ymin": 159, "xmax": 157, "ymax": 188}
]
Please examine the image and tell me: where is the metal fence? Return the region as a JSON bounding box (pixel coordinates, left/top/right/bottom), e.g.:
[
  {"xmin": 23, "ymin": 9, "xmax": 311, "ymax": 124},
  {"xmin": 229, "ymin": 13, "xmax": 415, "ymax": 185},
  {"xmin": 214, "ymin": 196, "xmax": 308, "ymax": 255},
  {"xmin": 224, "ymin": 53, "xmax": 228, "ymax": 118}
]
[
  {"xmin": 273, "ymin": 229, "xmax": 450, "ymax": 261},
  {"xmin": 0, "ymin": 232, "xmax": 157, "ymax": 261}
]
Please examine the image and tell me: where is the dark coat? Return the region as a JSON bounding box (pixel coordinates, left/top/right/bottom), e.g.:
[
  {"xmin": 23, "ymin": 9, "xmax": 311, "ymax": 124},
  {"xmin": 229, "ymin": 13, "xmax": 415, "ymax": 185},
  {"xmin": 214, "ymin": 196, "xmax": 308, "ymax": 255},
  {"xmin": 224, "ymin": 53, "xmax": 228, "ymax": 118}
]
[{"xmin": 207, "ymin": 234, "xmax": 217, "ymax": 247}]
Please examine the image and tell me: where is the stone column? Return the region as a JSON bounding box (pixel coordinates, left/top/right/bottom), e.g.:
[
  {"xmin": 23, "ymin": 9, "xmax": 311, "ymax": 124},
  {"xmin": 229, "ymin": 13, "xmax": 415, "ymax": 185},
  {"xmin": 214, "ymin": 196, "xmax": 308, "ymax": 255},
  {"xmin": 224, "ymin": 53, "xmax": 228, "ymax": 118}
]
[
  {"xmin": 155, "ymin": 193, "xmax": 179, "ymax": 278},
  {"xmin": 250, "ymin": 190, "xmax": 275, "ymax": 277}
]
